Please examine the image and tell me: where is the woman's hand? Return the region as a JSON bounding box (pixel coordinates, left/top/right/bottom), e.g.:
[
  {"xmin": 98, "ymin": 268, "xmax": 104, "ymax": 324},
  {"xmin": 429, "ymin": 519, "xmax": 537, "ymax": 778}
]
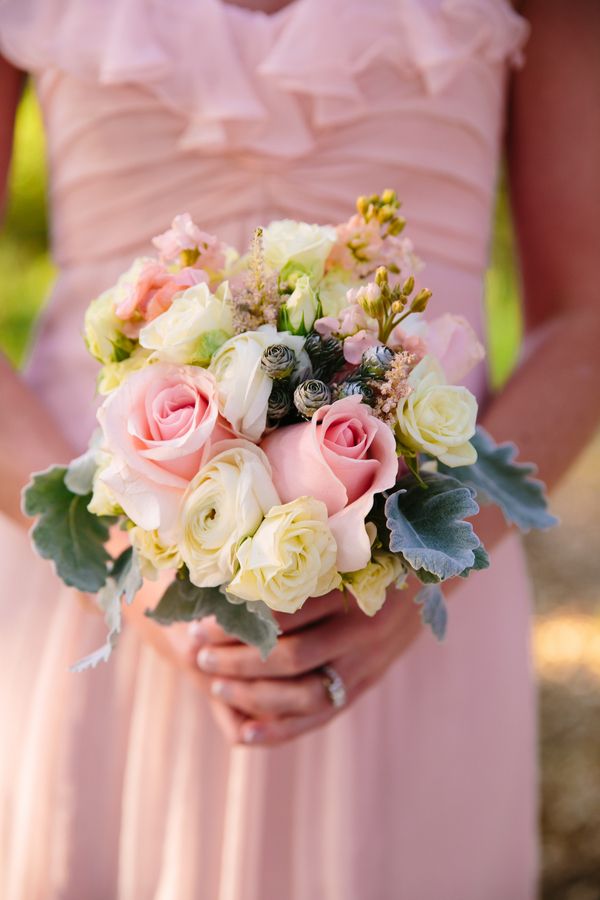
[{"xmin": 190, "ymin": 586, "xmax": 423, "ymax": 746}]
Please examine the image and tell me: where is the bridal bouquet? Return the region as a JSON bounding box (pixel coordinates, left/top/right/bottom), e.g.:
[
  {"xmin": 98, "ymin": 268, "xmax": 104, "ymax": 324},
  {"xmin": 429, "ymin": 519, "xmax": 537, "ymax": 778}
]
[{"xmin": 23, "ymin": 191, "xmax": 555, "ymax": 670}]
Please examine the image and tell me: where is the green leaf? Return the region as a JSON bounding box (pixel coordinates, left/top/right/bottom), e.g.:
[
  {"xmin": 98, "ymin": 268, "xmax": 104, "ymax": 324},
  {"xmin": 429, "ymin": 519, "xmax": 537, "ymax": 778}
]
[
  {"xmin": 458, "ymin": 543, "xmax": 490, "ymax": 578},
  {"xmin": 70, "ymin": 548, "xmax": 143, "ymax": 672},
  {"xmin": 414, "ymin": 584, "xmax": 447, "ymax": 640},
  {"xmin": 438, "ymin": 426, "xmax": 557, "ymax": 532},
  {"xmin": 385, "ymin": 472, "xmax": 481, "ymax": 581},
  {"xmin": 146, "ymin": 574, "xmax": 280, "ymax": 659},
  {"xmin": 22, "ymin": 466, "xmax": 114, "ymax": 592}
]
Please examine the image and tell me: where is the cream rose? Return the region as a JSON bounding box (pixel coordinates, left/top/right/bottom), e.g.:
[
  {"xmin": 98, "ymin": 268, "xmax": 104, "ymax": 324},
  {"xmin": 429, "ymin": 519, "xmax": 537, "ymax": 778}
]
[
  {"xmin": 97, "ymin": 348, "xmax": 154, "ymax": 396},
  {"xmin": 139, "ymin": 282, "xmax": 233, "ymax": 365},
  {"xmin": 209, "ymin": 326, "xmax": 306, "ymax": 442},
  {"xmin": 228, "ymin": 497, "xmax": 340, "ymax": 613},
  {"xmin": 344, "ymin": 552, "xmax": 406, "ymax": 616},
  {"xmin": 180, "ymin": 441, "xmax": 280, "ymax": 588},
  {"xmin": 396, "ymin": 356, "xmax": 478, "ymax": 467},
  {"xmin": 130, "ymin": 527, "xmax": 182, "ymax": 580},
  {"xmin": 262, "ymin": 219, "xmax": 337, "ymax": 283}
]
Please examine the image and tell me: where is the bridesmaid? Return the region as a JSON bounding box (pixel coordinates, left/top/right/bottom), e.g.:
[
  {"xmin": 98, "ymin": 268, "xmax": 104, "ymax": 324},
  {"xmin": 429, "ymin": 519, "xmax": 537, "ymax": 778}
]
[{"xmin": 0, "ymin": 1, "xmax": 598, "ymax": 898}]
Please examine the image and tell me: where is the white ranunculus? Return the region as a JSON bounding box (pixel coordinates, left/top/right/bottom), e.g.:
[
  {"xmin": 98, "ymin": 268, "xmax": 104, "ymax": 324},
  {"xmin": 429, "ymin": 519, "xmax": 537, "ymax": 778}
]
[
  {"xmin": 282, "ymin": 274, "xmax": 320, "ymax": 333},
  {"xmin": 180, "ymin": 440, "xmax": 280, "ymax": 588},
  {"xmin": 344, "ymin": 552, "xmax": 406, "ymax": 616},
  {"xmin": 209, "ymin": 326, "xmax": 306, "ymax": 442},
  {"xmin": 130, "ymin": 527, "xmax": 183, "ymax": 580},
  {"xmin": 139, "ymin": 282, "xmax": 233, "ymax": 365},
  {"xmin": 396, "ymin": 356, "xmax": 478, "ymax": 467},
  {"xmin": 228, "ymin": 497, "xmax": 341, "ymax": 614},
  {"xmin": 262, "ymin": 219, "xmax": 337, "ymax": 283}
]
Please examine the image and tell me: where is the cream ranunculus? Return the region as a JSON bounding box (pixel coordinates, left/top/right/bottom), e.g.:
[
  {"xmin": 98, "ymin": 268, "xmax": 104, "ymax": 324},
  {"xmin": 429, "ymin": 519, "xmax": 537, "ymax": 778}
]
[
  {"xmin": 209, "ymin": 326, "xmax": 306, "ymax": 442},
  {"xmin": 396, "ymin": 356, "xmax": 478, "ymax": 467},
  {"xmin": 180, "ymin": 440, "xmax": 280, "ymax": 588},
  {"xmin": 139, "ymin": 282, "xmax": 233, "ymax": 365},
  {"xmin": 317, "ymin": 267, "xmax": 360, "ymax": 317},
  {"xmin": 84, "ymin": 288, "xmax": 136, "ymax": 365},
  {"xmin": 344, "ymin": 552, "xmax": 406, "ymax": 616},
  {"xmin": 262, "ymin": 219, "xmax": 337, "ymax": 283},
  {"xmin": 281, "ymin": 274, "xmax": 320, "ymax": 334},
  {"xmin": 130, "ymin": 527, "xmax": 183, "ymax": 580},
  {"xmin": 228, "ymin": 497, "xmax": 341, "ymax": 614}
]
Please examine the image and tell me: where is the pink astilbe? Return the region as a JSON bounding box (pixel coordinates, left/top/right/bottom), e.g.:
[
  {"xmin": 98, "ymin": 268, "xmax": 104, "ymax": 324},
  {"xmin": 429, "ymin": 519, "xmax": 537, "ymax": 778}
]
[{"xmin": 153, "ymin": 213, "xmax": 227, "ymax": 272}]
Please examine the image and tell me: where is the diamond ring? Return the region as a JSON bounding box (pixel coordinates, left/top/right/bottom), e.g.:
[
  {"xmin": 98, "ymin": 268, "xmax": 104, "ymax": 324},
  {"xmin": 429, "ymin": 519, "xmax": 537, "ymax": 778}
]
[{"xmin": 321, "ymin": 665, "xmax": 347, "ymax": 709}]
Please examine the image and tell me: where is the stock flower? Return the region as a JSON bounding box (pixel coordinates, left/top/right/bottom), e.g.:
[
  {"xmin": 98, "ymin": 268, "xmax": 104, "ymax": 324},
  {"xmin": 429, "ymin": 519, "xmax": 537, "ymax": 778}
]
[
  {"xmin": 228, "ymin": 497, "xmax": 340, "ymax": 613},
  {"xmin": 209, "ymin": 326, "xmax": 306, "ymax": 442},
  {"xmin": 84, "ymin": 288, "xmax": 135, "ymax": 365},
  {"xmin": 262, "ymin": 219, "xmax": 337, "ymax": 283},
  {"xmin": 113, "ymin": 258, "xmax": 208, "ymax": 335},
  {"xmin": 97, "ymin": 363, "xmax": 229, "ymax": 537},
  {"xmin": 153, "ymin": 213, "xmax": 228, "ymax": 272},
  {"xmin": 396, "ymin": 356, "xmax": 478, "ymax": 466},
  {"xmin": 180, "ymin": 441, "xmax": 279, "ymax": 587},
  {"xmin": 390, "ymin": 313, "xmax": 484, "ymax": 384},
  {"xmin": 139, "ymin": 282, "xmax": 233, "ymax": 365},
  {"xmin": 261, "ymin": 395, "xmax": 398, "ymax": 572},
  {"xmin": 344, "ymin": 552, "xmax": 406, "ymax": 616}
]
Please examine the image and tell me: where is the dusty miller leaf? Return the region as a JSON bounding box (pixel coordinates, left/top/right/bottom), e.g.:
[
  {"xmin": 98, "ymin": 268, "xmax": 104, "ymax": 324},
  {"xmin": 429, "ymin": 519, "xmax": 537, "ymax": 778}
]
[
  {"xmin": 438, "ymin": 426, "xmax": 557, "ymax": 532},
  {"xmin": 64, "ymin": 429, "xmax": 103, "ymax": 496},
  {"xmin": 70, "ymin": 547, "xmax": 142, "ymax": 672},
  {"xmin": 22, "ymin": 465, "xmax": 113, "ymax": 592},
  {"xmin": 146, "ymin": 574, "xmax": 280, "ymax": 659},
  {"xmin": 385, "ymin": 472, "xmax": 481, "ymax": 581},
  {"xmin": 414, "ymin": 584, "xmax": 447, "ymax": 641}
]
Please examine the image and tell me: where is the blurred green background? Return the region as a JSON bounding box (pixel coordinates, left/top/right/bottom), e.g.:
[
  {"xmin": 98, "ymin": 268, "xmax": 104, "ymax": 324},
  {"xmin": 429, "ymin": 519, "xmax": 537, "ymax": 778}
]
[{"xmin": 1, "ymin": 85, "xmax": 599, "ymax": 900}]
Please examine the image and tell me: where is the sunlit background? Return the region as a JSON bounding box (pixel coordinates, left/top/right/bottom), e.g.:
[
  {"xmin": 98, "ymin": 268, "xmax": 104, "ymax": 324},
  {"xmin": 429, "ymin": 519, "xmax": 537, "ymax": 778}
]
[{"xmin": 1, "ymin": 86, "xmax": 599, "ymax": 900}]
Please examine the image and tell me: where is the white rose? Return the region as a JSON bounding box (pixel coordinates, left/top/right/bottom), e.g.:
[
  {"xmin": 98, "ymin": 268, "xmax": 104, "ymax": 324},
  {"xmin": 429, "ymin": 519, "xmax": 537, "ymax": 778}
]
[
  {"xmin": 209, "ymin": 326, "xmax": 306, "ymax": 442},
  {"xmin": 180, "ymin": 440, "xmax": 280, "ymax": 588},
  {"xmin": 228, "ymin": 497, "xmax": 341, "ymax": 614},
  {"xmin": 396, "ymin": 355, "xmax": 478, "ymax": 467},
  {"xmin": 262, "ymin": 219, "xmax": 337, "ymax": 283},
  {"xmin": 130, "ymin": 527, "xmax": 182, "ymax": 580},
  {"xmin": 139, "ymin": 282, "xmax": 233, "ymax": 365},
  {"xmin": 281, "ymin": 274, "xmax": 320, "ymax": 334},
  {"xmin": 87, "ymin": 452, "xmax": 123, "ymax": 516},
  {"xmin": 344, "ymin": 552, "xmax": 406, "ymax": 616}
]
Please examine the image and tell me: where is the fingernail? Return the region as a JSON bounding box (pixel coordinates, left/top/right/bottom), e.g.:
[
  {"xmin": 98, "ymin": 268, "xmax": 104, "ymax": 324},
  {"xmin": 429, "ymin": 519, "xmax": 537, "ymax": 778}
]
[
  {"xmin": 197, "ymin": 648, "xmax": 216, "ymax": 672},
  {"xmin": 242, "ymin": 724, "xmax": 265, "ymax": 745},
  {"xmin": 188, "ymin": 622, "xmax": 208, "ymax": 644},
  {"xmin": 210, "ymin": 680, "xmax": 229, "ymax": 699}
]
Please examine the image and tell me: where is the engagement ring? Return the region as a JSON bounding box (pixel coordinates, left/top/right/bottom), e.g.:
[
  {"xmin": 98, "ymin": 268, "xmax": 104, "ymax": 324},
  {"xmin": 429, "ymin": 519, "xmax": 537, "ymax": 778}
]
[{"xmin": 321, "ymin": 665, "xmax": 347, "ymax": 709}]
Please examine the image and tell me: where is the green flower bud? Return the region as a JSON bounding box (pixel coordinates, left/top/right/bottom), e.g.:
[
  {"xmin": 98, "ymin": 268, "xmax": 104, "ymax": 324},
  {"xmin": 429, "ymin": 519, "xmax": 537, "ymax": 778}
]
[
  {"xmin": 335, "ymin": 379, "xmax": 374, "ymax": 404},
  {"xmin": 293, "ymin": 379, "xmax": 332, "ymax": 419},
  {"xmin": 304, "ymin": 332, "xmax": 345, "ymax": 381},
  {"xmin": 267, "ymin": 381, "xmax": 293, "ymax": 422},
  {"xmin": 260, "ymin": 344, "xmax": 296, "ymax": 380},
  {"xmin": 360, "ymin": 345, "xmax": 395, "ymax": 378}
]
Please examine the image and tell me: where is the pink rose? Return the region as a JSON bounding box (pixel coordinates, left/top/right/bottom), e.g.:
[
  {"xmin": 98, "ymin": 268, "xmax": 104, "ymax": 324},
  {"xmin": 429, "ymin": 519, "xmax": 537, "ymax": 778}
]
[
  {"xmin": 115, "ymin": 262, "xmax": 207, "ymax": 329},
  {"xmin": 98, "ymin": 363, "xmax": 229, "ymax": 537},
  {"xmin": 153, "ymin": 213, "xmax": 227, "ymax": 272},
  {"xmin": 423, "ymin": 314, "xmax": 485, "ymax": 384},
  {"xmin": 261, "ymin": 396, "xmax": 398, "ymax": 572}
]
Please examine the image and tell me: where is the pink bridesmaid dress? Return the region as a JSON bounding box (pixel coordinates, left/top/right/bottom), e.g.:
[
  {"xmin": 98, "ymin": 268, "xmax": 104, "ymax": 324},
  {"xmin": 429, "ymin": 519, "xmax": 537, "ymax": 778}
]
[{"xmin": 0, "ymin": 1, "xmax": 536, "ymax": 897}]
